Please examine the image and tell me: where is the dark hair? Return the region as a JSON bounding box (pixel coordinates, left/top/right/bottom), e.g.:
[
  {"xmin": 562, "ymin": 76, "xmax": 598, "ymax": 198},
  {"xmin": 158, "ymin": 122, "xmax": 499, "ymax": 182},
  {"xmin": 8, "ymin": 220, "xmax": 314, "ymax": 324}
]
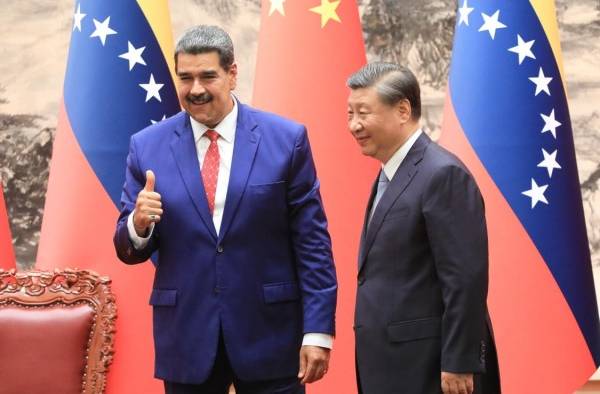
[
  {"xmin": 347, "ymin": 62, "xmax": 421, "ymax": 120},
  {"xmin": 174, "ymin": 25, "xmax": 235, "ymax": 70}
]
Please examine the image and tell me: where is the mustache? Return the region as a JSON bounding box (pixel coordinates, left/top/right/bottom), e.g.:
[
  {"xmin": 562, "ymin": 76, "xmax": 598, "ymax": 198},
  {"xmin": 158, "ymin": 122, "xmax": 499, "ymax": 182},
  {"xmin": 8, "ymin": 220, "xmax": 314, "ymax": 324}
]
[{"xmin": 186, "ymin": 93, "xmax": 213, "ymax": 105}]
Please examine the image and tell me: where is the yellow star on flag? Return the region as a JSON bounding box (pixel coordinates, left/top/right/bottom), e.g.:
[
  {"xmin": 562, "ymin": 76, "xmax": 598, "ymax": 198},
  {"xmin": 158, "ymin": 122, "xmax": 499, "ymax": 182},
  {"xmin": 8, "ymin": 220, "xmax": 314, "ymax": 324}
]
[
  {"xmin": 269, "ymin": 0, "xmax": 285, "ymax": 16},
  {"xmin": 309, "ymin": 0, "xmax": 341, "ymax": 28}
]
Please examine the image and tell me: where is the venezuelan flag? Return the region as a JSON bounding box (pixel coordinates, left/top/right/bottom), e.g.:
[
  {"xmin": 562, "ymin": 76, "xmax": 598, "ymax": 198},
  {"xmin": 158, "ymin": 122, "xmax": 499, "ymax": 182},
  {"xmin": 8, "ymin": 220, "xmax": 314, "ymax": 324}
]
[
  {"xmin": 37, "ymin": 1, "xmax": 180, "ymax": 392},
  {"xmin": 440, "ymin": 1, "xmax": 600, "ymax": 392}
]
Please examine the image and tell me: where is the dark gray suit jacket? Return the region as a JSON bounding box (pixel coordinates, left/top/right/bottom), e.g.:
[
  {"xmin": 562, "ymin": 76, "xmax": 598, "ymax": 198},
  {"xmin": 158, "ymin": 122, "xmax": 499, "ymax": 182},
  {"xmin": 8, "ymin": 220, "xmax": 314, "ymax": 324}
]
[{"xmin": 354, "ymin": 132, "xmax": 499, "ymax": 394}]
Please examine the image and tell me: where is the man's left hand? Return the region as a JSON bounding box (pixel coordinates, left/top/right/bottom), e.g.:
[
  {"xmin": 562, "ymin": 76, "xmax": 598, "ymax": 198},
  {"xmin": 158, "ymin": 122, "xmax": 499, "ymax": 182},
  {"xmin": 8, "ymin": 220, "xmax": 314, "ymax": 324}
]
[
  {"xmin": 297, "ymin": 345, "xmax": 330, "ymax": 384},
  {"xmin": 441, "ymin": 371, "xmax": 474, "ymax": 394}
]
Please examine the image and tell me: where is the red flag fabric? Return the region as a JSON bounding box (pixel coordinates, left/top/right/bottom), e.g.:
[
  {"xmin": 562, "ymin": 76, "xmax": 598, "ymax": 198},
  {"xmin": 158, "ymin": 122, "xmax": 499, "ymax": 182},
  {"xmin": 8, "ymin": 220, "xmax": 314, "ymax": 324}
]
[
  {"xmin": 253, "ymin": 1, "xmax": 374, "ymax": 392},
  {"xmin": 0, "ymin": 181, "xmax": 15, "ymax": 270},
  {"xmin": 36, "ymin": 1, "xmax": 180, "ymax": 392}
]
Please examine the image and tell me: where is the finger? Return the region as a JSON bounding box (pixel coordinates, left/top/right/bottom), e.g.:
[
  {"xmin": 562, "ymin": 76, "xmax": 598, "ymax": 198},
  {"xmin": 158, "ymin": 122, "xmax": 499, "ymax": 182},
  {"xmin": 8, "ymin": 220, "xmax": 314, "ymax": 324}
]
[
  {"xmin": 146, "ymin": 208, "xmax": 163, "ymax": 216},
  {"xmin": 310, "ymin": 366, "xmax": 323, "ymax": 383},
  {"xmin": 138, "ymin": 189, "xmax": 161, "ymax": 202},
  {"xmin": 449, "ymin": 380, "xmax": 460, "ymax": 394},
  {"xmin": 148, "ymin": 214, "xmax": 161, "ymax": 223},
  {"xmin": 466, "ymin": 377, "xmax": 474, "ymax": 394},
  {"xmin": 314, "ymin": 363, "xmax": 327, "ymax": 382},
  {"xmin": 457, "ymin": 379, "xmax": 469, "ymax": 394},
  {"xmin": 320, "ymin": 358, "xmax": 330, "ymax": 377},
  {"xmin": 441, "ymin": 379, "xmax": 451, "ymax": 394},
  {"xmin": 297, "ymin": 350, "xmax": 307, "ymax": 380},
  {"xmin": 144, "ymin": 170, "xmax": 155, "ymax": 192},
  {"xmin": 142, "ymin": 199, "xmax": 163, "ymax": 209},
  {"xmin": 301, "ymin": 359, "xmax": 316, "ymax": 384}
]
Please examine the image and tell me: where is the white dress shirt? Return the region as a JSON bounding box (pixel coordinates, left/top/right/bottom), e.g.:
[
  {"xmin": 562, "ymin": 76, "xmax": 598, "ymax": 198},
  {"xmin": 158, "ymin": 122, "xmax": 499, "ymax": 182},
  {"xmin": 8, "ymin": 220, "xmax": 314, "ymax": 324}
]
[
  {"xmin": 189, "ymin": 99, "xmax": 237, "ymax": 235},
  {"xmin": 127, "ymin": 98, "xmax": 333, "ymax": 349},
  {"xmin": 382, "ymin": 128, "xmax": 423, "ymax": 181}
]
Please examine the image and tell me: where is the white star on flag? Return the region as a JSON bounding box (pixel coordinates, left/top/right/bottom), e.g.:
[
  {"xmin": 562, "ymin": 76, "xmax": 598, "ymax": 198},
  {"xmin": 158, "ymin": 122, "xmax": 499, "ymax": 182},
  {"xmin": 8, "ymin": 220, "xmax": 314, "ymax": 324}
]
[
  {"xmin": 119, "ymin": 41, "xmax": 147, "ymax": 71},
  {"xmin": 479, "ymin": 10, "xmax": 507, "ymax": 39},
  {"xmin": 269, "ymin": 0, "xmax": 285, "ymax": 16},
  {"xmin": 73, "ymin": 3, "xmax": 86, "ymax": 32},
  {"xmin": 458, "ymin": 0, "xmax": 474, "ymax": 26},
  {"xmin": 508, "ymin": 34, "xmax": 536, "ymax": 65},
  {"xmin": 537, "ymin": 149, "xmax": 562, "ymax": 178},
  {"xmin": 139, "ymin": 74, "xmax": 164, "ymax": 102},
  {"xmin": 90, "ymin": 16, "xmax": 117, "ymax": 46},
  {"xmin": 540, "ymin": 109, "xmax": 561, "ymax": 138},
  {"xmin": 151, "ymin": 115, "xmax": 167, "ymax": 125},
  {"xmin": 529, "ymin": 67, "xmax": 552, "ymax": 96},
  {"xmin": 522, "ymin": 178, "xmax": 549, "ymax": 208}
]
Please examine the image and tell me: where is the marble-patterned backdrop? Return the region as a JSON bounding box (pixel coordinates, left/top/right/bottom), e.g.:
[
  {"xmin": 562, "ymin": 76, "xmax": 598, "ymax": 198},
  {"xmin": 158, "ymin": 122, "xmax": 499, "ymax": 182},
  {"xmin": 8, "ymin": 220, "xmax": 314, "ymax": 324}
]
[{"xmin": 1, "ymin": 0, "xmax": 598, "ymax": 302}]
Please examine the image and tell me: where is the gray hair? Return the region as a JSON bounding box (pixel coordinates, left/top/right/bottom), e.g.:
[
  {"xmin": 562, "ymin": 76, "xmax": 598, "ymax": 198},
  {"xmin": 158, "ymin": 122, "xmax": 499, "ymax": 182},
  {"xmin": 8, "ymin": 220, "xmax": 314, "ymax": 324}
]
[
  {"xmin": 347, "ymin": 62, "xmax": 421, "ymax": 120},
  {"xmin": 175, "ymin": 25, "xmax": 235, "ymax": 70}
]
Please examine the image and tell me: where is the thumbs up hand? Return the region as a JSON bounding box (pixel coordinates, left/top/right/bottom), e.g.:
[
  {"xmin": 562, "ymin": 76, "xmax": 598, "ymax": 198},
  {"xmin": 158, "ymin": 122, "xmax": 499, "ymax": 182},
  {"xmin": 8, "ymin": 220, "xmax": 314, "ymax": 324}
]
[
  {"xmin": 144, "ymin": 169, "xmax": 156, "ymax": 192},
  {"xmin": 133, "ymin": 170, "xmax": 163, "ymax": 236}
]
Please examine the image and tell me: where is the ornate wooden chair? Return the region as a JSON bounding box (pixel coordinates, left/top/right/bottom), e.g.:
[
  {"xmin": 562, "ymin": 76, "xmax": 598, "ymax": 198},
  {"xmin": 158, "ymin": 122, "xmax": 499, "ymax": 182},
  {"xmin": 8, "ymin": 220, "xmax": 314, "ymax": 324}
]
[{"xmin": 0, "ymin": 269, "xmax": 117, "ymax": 394}]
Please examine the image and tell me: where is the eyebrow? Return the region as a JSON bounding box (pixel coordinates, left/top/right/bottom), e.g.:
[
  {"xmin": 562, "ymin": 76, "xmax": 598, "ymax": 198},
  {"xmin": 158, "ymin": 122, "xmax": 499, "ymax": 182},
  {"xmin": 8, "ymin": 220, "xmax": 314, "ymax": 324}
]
[
  {"xmin": 177, "ymin": 70, "xmax": 219, "ymax": 77},
  {"xmin": 200, "ymin": 70, "xmax": 218, "ymax": 77}
]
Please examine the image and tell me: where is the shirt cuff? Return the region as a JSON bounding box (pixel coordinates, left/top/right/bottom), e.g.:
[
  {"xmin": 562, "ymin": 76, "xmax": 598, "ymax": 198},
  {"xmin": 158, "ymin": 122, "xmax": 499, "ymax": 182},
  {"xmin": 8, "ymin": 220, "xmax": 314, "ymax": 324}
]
[
  {"xmin": 127, "ymin": 211, "xmax": 154, "ymax": 250},
  {"xmin": 302, "ymin": 333, "xmax": 333, "ymax": 349}
]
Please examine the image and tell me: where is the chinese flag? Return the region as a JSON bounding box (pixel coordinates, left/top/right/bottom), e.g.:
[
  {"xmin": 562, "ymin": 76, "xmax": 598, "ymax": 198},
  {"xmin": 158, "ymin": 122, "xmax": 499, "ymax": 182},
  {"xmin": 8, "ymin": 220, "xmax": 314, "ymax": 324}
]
[
  {"xmin": 253, "ymin": 1, "xmax": 375, "ymax": 393},
  {"xmin": 0, "ymin": 182, "xmax": 15, "ymax": 270}
]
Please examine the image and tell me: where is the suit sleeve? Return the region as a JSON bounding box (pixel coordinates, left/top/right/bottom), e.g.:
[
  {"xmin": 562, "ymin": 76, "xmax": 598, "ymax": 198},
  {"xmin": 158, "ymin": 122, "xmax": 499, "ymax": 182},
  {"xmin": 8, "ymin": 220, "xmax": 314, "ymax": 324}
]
[
  {"xmin": 287, "ymin": 126, "xmax": 338, "ymax": 335},
  {"xmin": 113, "ymin": 135, "xmax": 159, "ymax": 264},
  {"xmin": 422, "ymin": 163, "xmax": 488, "ymax": 373}
]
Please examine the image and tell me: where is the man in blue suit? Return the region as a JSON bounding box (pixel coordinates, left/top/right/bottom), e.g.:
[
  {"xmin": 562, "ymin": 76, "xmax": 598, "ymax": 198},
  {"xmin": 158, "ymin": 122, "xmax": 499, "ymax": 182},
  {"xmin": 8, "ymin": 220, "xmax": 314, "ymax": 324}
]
[{"xmin": 113, "ymin": 25, "xmax": 337, "ymax": 394}]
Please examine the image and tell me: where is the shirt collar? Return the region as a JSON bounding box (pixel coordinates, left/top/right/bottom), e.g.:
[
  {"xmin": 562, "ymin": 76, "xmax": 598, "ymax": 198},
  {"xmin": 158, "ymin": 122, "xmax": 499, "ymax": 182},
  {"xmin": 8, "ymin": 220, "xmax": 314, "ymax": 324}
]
[
  {"xmin": 382, "ymin": 128, "xmax": 423, "ymax": 181},
  {"xmin": 190, "ymin": 95, "xmax": 238, "ymax": 144}
]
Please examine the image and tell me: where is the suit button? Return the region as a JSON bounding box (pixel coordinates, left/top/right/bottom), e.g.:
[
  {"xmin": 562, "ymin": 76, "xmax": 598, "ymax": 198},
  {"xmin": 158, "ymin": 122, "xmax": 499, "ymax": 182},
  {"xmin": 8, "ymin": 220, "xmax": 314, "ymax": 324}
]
[
  {"xmin": 217, "ymin": 245, "xmax": 224, "ymax": 253},
  {"xmin": 358, "ymin": 277, "xmax": 365, "ymax": 286}
]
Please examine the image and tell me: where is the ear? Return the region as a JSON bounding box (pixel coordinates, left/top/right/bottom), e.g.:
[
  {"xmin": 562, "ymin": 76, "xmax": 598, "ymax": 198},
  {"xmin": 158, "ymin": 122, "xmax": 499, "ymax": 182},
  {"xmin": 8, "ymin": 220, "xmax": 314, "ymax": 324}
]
[
  {"xmin": 228, "ymin": 63, "xmax": 238, "ymax": 91},
  {"xmin": 396, "ymin": 99, "xmax": 412, "ymax": 123}
]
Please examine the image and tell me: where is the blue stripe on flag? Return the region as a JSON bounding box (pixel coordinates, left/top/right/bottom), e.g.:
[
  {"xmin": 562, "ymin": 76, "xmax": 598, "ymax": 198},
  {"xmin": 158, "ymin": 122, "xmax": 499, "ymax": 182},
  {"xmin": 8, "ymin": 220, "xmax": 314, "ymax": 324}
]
[
  {"xmin": 64, "ymin": 0, "xmax": 180, "ymax": 205},
  {"xmin": 449, "ymin": 0, "xmax": 600, "ymax": 363}
]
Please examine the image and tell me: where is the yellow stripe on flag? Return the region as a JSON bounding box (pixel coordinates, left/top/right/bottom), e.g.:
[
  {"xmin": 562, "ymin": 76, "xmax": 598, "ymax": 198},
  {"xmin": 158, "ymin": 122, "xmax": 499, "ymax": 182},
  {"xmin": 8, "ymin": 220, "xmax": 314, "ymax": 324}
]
[
  {"xmin": 137, "ymin": 0, "xmax": 177, "ymax": 85},
  {"xmin": 529, "ymin": 0, "xmax": 568, "ymax": 94}
]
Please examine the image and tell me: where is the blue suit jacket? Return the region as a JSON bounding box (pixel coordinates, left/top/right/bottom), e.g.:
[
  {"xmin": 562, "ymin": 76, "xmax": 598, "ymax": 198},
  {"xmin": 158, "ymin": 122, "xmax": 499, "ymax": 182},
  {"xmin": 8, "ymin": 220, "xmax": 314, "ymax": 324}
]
[{"xmin": 114, "ymin": 102, "xmax": 337, "ymax": 384}]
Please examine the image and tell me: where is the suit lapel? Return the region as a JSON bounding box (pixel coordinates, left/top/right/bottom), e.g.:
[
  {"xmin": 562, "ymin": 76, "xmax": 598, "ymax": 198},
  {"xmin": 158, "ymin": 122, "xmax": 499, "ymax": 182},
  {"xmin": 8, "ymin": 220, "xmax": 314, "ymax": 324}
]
[
  {"xmin": 218, "ymin": 103, "xmax": 261, "ymax": 242},
  {"xmin": 358, "ymin": 174, "xmax": 379, "ymax": 266},
  {"xmin": 170, "ymin": 114, "xmax": 218, "ymax": 240},
  {"xmin": 358, "ymin": 133, "xmax": 431, "ymax": 272}
]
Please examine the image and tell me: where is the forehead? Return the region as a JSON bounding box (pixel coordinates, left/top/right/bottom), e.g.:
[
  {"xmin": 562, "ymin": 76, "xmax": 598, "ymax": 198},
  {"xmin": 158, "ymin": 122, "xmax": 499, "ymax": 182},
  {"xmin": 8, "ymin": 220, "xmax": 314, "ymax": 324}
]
[
  {"xmin": 348, "ymin": 86, "xmax": 381, "ymax": 107},
  {"xmin": 176, "ymin": 51, "xmax": 223, "ymax": 73}
]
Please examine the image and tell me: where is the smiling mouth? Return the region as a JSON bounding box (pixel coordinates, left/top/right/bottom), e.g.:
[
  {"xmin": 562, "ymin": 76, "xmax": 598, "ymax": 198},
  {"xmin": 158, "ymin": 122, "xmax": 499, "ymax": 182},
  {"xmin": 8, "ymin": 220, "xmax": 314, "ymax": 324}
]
[{"xmin": 356, "ymin": 136, "xmax": 370, "ymax": 145}]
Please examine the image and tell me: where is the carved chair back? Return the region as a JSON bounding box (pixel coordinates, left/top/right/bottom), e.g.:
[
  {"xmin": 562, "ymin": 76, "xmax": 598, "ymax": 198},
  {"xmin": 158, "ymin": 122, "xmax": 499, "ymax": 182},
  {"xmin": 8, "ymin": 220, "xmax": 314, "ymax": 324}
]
[{"xmin": 0, "ymin": 269, "xmax": 116, "ymax": 394}]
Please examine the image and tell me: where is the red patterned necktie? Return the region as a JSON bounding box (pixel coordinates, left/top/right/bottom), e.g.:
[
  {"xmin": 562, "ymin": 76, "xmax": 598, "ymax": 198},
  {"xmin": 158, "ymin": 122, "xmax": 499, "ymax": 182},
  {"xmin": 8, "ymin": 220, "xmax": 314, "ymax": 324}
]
[{"xmin": 202, "ymin": 130, "xmax": 220, "ymax": 215}]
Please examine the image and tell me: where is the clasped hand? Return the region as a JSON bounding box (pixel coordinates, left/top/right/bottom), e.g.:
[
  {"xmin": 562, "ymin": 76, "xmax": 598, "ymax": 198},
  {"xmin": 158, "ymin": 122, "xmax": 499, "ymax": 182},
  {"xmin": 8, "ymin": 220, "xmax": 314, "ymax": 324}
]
[
  {"xmin": 441, "ymin": 371, "xmax": 474, "ymax": 394},
  {"xmin": 298, "ymin": 345, "xmax": 330, "ymax": 384}
]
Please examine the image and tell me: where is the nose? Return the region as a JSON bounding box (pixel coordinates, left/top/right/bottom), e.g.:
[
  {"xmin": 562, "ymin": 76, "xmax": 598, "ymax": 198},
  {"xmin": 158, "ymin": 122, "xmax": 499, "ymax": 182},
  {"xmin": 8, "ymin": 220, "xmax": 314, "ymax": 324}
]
[
  {"xmin": 349, "ymin": 116, "xmax": 363, "ymax": 133},
  {"xmin": 190, "ymin": 78, "xmax": 206, "ymax": 95}
]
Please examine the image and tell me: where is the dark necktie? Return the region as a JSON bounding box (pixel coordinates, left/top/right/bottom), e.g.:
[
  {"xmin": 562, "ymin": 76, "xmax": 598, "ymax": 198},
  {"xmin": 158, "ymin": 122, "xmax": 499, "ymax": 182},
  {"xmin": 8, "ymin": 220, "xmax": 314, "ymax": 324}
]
[{"xmin": 369, "ymin": 170, "xmax": 389, "ymax": 223}]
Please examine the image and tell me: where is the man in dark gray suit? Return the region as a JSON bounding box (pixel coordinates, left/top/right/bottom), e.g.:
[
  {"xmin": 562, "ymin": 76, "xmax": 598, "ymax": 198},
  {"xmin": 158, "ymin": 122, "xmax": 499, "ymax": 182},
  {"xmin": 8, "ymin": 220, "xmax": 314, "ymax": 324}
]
[{"xmin": 347, "ymin": 62, "xmax": 500, "ymax": 394}]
